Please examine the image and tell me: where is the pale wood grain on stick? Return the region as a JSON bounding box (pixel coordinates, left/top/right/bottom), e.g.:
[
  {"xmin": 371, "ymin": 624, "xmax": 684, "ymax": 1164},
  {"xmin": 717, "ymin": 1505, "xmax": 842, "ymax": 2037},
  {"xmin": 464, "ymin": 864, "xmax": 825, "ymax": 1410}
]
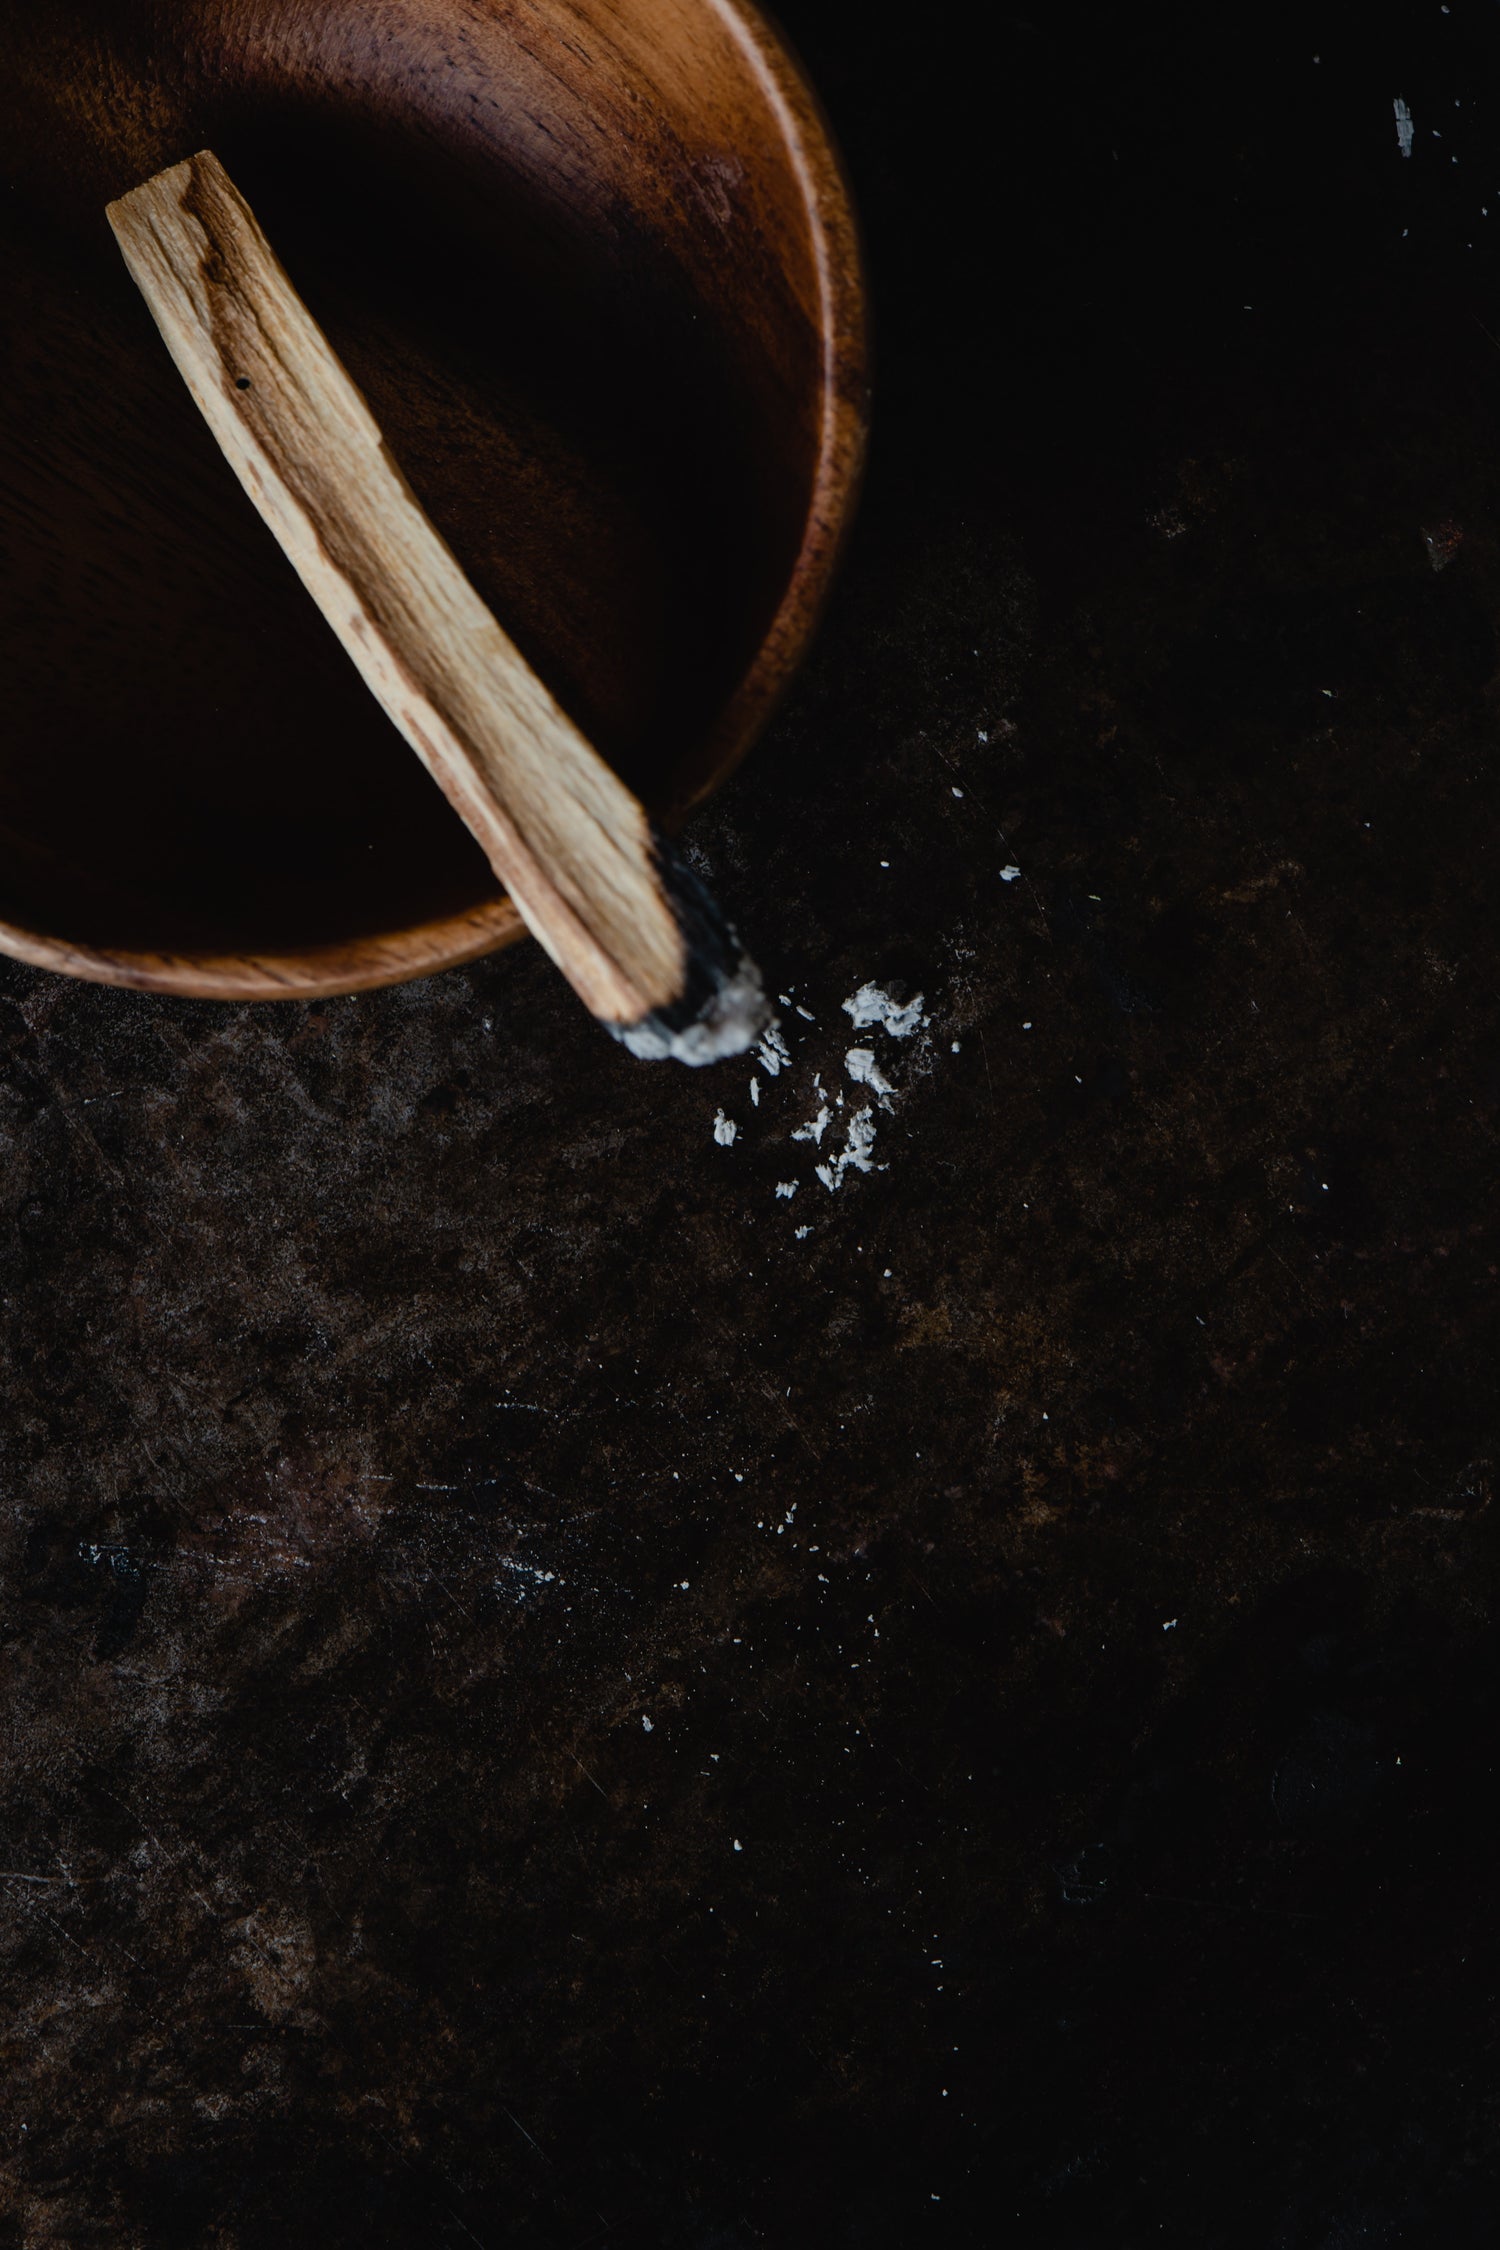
[{"xmin": 106, "ymin": 149, "xmax": 766, "ymax": 1058}]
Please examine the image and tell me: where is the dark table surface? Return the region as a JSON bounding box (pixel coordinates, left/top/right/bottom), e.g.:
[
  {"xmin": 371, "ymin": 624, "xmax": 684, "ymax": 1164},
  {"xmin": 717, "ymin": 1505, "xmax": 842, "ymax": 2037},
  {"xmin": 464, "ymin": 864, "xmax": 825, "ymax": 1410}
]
[{"xmin": 6, "ymin": 3, "xmax": 1500, "ymax": 2242}]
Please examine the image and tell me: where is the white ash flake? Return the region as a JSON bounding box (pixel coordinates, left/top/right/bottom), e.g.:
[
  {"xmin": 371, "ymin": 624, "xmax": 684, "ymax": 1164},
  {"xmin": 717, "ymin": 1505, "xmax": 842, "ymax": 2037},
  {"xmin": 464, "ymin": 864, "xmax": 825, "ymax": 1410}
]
[
  {"xmin": 756, "ymin": 1024, "xmax": 792, "ymax": 1076},
  {"xmin": 1000, "ymin": 865, "xmax": 1021, "ymax": 883},
  {"xmin": 816, "ymin": 1106, "xmax": 881, "ymax": 1191},
  {"xmin": 795, "ymin": 1225, "xmax": 811, "ymax": 1239},
  {"xmin": 842, "ymin": 983, "xmax": 926, "ymax": 1037},
  {"xmin": 845, "ymin": 1047, "xmax": 895, "ymax": 1104},
  {"xmin": 705, "ymin": 975, "xmax": 942, "ymax": 1208},
  {"xmin": 1394, "ymin": 97, "xmax": 1414, "ymax": 158},
  {"xmin": 642, "ymin": 1714, "xmax": 654, "ymax": 1731},
  {"xmin": 496, "ymin": 1559, "xmax": 559, "ymax": 1589}
]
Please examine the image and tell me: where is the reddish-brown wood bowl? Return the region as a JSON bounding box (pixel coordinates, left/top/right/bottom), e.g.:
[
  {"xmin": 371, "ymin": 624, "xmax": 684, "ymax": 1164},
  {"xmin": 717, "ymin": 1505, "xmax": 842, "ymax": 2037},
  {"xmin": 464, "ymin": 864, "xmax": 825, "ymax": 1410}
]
[{"xmin": 0, "ymin": 0, "xmax": 866, "ymax": 997}]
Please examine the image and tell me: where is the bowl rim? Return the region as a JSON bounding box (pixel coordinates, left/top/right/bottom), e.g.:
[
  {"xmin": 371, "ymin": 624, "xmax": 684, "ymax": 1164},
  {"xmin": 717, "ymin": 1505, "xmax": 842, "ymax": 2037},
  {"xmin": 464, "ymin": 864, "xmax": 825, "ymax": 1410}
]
[{"xmin": 0, "ymin": 0, "xmax": 868, "ymax": 1002}]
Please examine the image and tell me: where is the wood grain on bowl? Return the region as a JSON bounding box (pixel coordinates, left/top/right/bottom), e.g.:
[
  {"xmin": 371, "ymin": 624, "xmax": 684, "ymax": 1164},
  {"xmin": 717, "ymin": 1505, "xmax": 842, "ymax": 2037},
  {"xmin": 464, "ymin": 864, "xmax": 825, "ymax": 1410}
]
[{"xmin": 0, "ymin": 0, "xmax": 866, "ymax": 998}]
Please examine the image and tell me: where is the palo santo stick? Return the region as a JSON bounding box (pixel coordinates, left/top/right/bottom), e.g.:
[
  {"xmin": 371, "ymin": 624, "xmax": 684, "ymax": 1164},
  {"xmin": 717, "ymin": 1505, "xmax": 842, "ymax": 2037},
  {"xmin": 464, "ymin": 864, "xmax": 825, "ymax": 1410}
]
[{"xmin": 106, "ymin": 149, "xmax": 768, "ymax": 1062}]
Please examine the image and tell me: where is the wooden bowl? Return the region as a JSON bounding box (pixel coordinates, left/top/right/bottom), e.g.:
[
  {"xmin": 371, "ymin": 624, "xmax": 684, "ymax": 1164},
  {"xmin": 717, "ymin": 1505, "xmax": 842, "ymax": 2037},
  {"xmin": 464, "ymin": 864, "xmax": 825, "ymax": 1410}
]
[{"xmin": 0, "ymin": 0, "xmax": 865, "ymax": 998}]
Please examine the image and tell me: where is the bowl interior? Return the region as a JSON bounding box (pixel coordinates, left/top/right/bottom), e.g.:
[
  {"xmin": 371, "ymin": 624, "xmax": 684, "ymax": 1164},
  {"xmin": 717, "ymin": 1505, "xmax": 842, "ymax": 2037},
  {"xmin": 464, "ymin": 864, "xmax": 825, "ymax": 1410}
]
[{"xmin": 0, "ymin": 0, "xmax": 859, "ymax": 989}]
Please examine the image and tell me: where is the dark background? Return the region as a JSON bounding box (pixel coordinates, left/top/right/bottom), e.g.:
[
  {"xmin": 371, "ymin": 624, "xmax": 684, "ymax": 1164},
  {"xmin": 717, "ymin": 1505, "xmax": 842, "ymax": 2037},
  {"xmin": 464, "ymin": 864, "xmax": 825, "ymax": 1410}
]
[{"xmin": 5, "ymin": 0, "xmax": 1500, "ymax": 2241}]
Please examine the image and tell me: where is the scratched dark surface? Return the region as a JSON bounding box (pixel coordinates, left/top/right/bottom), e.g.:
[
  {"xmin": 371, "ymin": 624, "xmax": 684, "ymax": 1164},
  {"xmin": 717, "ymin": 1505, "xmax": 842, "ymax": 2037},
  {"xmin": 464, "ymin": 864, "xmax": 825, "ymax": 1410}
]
[{"xmin": 6, "ymin": 2, "xmax": 1500, "ymax": 2243}]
